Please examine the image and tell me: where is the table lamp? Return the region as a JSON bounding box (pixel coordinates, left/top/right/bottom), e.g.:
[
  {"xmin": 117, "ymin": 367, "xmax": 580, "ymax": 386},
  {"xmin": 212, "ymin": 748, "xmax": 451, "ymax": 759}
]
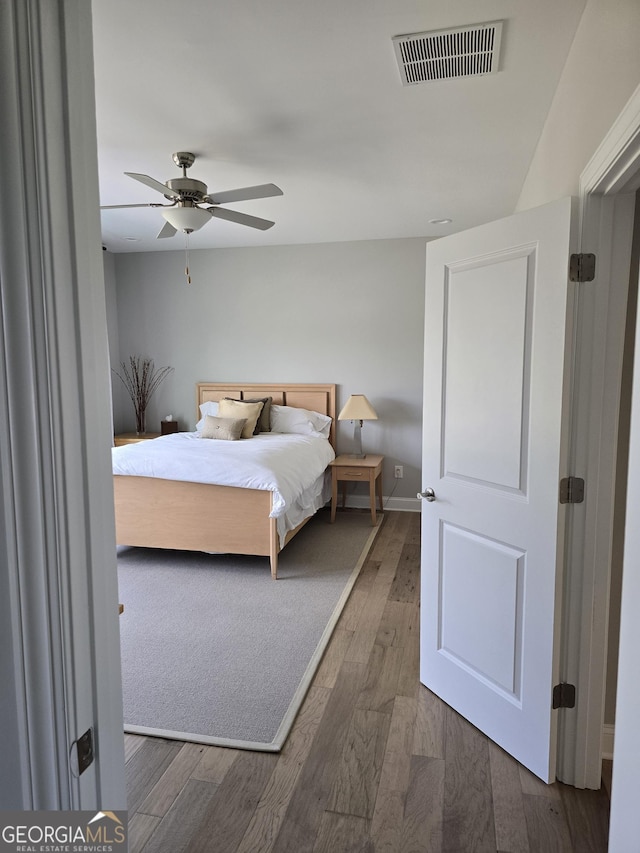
[{"xmin": 338, "ymin": 394, "xmax": 378, "ymax": 458}]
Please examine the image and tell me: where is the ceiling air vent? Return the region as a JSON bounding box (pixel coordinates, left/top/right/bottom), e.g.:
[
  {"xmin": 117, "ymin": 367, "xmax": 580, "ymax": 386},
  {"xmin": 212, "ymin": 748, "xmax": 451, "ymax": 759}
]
[{"xmin": 393, "ymin": 21, "xmax": 503, "ymax": 85}]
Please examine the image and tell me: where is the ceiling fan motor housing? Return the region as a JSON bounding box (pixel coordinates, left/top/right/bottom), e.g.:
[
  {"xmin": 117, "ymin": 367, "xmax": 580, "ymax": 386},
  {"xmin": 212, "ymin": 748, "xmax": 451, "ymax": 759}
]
[{"xmin": 165, "ymin": 177, "xmax": 208, "ymax": 202}]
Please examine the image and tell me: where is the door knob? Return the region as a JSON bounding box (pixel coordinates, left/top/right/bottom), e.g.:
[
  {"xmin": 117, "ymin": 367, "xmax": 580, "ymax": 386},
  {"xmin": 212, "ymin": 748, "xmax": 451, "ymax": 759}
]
[{"xmin": 418, "ymin": 488, "xmax": 436, "ymax": 502}]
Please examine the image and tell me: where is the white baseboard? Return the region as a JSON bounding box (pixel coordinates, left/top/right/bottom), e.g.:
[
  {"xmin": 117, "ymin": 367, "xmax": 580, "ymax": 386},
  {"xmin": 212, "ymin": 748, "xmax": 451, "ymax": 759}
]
[
  {"xmin": 343, "ymin": 496, "xmax": 421, "ymax": 513},
  {"xmin": 602, "ymin": 723, "xmax": 615, "ymax": 761}
]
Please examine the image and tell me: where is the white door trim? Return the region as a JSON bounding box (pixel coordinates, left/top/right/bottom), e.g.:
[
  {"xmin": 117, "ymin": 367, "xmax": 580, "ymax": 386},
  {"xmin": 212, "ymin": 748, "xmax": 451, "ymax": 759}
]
[
  {"xmin": 0, "ymin": 0, "xmax": 125, "ymax": 808},
  {"xmin": 559, "ymin": 82, "xmax": 640, "ymax": 789}
]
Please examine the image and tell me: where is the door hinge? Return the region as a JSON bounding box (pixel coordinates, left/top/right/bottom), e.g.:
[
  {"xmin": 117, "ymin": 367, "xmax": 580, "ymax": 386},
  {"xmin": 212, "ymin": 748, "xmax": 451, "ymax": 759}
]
[
  {"xmin": 553, "ymin": 682, "xmax": 576, "ymax": 709},
  {"xmin": 71, "ymin": 727, "xmax": 94, "ymax": 776},
  {"xmin": 559, "ymin": 476, "xmax": 584, "ymax": 504},
  {"xmin": 569, "ymin": 253, "xmax": 596, "ymax": 282}
]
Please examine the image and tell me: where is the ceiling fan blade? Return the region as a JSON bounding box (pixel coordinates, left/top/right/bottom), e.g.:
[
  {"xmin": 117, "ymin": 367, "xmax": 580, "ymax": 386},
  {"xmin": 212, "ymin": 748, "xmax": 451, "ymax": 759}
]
[
  {"xmin": 209, "ymin": 207, "xmax": 275, "ymax": 231},
  {"xmin": 206, "ymin": 183, "xmax": 283, "ymax": 205},
  {"xmin": 125, "ymin": 172, "xmax": 181, "ymax": 199},
  {"xmin": 156, "ymin": 220, "xmax": 178, "ymax": 239},
  {"xmin": 100, "ymin": 203, "xmax": 166, "ymax": 210}
]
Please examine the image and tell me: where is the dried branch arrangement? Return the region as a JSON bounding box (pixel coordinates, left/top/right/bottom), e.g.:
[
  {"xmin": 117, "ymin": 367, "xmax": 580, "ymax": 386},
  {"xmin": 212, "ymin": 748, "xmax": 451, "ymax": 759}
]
[{"xmin": 112, "ymin": 356, "xmax": 174, "ymax": 434}]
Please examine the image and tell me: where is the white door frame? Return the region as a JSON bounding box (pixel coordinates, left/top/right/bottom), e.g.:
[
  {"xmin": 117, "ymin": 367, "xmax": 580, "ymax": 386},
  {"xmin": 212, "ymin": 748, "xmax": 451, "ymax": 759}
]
[
  {"xmin": 0, "ymin": 0, "xmax": 126, "ymax": 808},
  {"xmin": 559, "ymin": 83, "xmax": 640, "ymax": 788}
]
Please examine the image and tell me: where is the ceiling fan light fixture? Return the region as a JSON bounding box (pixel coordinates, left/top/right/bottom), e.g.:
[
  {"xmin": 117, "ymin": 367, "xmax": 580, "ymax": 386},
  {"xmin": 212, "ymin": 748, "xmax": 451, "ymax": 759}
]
[{"xmin": 161, "ymin": 206, "xmax": 211, "ymax": 233}]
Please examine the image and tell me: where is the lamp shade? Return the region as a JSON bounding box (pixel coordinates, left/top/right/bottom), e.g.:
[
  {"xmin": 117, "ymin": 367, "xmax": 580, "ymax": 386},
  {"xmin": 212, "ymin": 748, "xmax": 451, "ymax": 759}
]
[
  {"xmin": 338, "ymin": 394, "xmax": 378, "ymax": 421},
  {"xmin": 161, "ymin": 206, "xmax": 211, "ymax": 234}
]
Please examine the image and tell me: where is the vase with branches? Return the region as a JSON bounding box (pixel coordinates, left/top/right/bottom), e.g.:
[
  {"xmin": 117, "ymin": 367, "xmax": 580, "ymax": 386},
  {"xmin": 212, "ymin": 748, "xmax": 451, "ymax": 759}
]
[{"xmin": 112, "ymin": 356, "xmax": 174, "ymax": 434}]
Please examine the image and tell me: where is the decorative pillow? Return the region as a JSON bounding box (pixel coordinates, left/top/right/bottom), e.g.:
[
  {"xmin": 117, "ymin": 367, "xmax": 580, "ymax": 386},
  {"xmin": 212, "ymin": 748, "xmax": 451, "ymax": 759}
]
[
  {"xmin": 199, "ymin": 415, "xmax": 247, "ymax": 441},
  {"xmin": 217, "ymin": 398, "xmax": 264, "ymax": 438},
  {"xmin": 196, "ymin": 400, "xmax": 219, "ymax": 433},
  {"xmin": 270, "ymin": 404, "xmax": 332, "ymax": 438},
  {"xmin": 224, "ymin": 396, "xmax": 272, "ymax": 433}
]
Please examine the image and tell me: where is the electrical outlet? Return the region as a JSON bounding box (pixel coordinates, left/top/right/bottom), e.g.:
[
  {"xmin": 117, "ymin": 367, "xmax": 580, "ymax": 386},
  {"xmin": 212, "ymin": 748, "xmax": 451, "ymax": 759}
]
[{"xmin": 394, "ymin": 465, "xmax": 404, "ymax": 478}]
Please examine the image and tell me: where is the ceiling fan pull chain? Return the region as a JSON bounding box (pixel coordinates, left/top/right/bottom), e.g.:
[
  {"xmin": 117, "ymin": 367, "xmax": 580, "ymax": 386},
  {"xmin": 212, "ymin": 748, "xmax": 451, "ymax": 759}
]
[{"xmin": 184, "ymin": 232, "xmax": 192, "ymax": 285}]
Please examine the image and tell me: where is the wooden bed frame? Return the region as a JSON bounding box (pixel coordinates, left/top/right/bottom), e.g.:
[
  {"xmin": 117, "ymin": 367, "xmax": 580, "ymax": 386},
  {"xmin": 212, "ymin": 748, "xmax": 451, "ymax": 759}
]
[{"xmin": 113, "ymin": 382, "xmax": 336, "ymax": 579}]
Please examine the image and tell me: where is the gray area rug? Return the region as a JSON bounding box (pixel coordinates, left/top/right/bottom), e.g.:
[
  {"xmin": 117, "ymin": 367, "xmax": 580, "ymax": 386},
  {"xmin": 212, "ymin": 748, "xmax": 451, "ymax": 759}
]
[{"xmin": 118, "ymin": 510, "xmax": 380, "ymax": 751}]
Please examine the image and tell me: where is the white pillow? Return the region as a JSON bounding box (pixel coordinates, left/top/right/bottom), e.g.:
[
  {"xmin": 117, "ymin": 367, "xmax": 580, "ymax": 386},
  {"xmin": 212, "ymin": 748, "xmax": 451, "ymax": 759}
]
[
  {"xmin": 196, "ymin": 400, "xmax": 218, "ymax": 433},
  {"xmin": 270, "ymin": 404, "xmax": 332, "ymax": 438}
]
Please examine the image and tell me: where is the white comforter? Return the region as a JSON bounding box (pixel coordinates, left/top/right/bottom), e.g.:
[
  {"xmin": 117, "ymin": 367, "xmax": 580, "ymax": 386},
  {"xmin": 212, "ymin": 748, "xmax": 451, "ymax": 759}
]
[{"xmin": 112, "ymin": 431, "xmax": 336, "ymax": 545}]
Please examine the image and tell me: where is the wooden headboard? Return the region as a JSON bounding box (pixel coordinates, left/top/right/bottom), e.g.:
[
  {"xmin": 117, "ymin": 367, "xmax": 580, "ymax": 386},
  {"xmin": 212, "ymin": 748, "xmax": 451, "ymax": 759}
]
[{"xmin": 196, "ymin": 382, "xmax": 337, "ymax": 447}]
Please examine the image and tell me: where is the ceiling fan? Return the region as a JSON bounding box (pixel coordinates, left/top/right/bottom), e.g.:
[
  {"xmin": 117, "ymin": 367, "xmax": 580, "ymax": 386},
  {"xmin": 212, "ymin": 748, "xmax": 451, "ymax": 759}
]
[{"xmin": 100, "ymin": 152, "xmax": 283, "ymax": 239}]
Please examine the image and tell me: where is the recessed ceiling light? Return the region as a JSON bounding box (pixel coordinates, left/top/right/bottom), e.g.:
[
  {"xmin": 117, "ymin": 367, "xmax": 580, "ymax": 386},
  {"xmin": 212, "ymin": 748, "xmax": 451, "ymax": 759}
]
[{"xmin": 429, "ymin": 218, "xmax": 452, "ymax": 225}]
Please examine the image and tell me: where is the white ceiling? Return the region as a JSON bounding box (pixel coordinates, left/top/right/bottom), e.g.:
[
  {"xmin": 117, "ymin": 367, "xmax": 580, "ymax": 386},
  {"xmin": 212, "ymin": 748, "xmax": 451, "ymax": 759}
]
[{"xmin": 92, "ymin": 0, "xmax": 586, "ymax": 253}]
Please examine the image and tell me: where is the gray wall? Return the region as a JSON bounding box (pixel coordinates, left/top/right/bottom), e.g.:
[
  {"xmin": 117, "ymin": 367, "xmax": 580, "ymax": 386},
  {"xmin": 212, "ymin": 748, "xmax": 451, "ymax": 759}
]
[
  {"xmin": 110, "ymin": 237, "xmax": 426, "ymax": 506},
  {"xmin": 516, "ymin": 0, "xmax": 640, "ymax": 212}
]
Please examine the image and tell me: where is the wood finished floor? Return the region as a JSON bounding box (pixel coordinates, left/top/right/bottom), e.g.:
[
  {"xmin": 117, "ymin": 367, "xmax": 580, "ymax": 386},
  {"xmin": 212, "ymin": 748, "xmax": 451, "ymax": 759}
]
[{"xmin": 124, "ymin": 510, "xmax": 611, "ymax": 853}]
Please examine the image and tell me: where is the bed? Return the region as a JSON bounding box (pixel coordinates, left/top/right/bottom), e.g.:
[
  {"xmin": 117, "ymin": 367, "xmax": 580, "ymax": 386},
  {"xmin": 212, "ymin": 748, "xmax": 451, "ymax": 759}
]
[{"xmin": 112, "ymin": 382, "xmax": 336, "ymax": 579}]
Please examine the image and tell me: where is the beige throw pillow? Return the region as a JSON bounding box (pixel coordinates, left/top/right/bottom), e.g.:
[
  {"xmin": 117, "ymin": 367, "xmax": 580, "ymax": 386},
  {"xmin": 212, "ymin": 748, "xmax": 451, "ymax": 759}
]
[
  {"xmin": 225, "ymin": 396, "xmax": 272, "ymax": 432},
  {"xmin": 217, "ymin": 398, "xmax": 264, "ymax": 438},
  {"xmin": 200, "ymin": 415, "xmax": 247, "ymax": 441}
]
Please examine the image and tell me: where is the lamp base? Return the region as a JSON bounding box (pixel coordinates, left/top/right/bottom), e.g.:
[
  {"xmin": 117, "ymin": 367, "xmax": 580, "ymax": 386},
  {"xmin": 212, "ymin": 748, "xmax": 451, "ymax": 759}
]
[{"xmin": 350, "ymin": 419, "xmax": 366, "ymax": 458}]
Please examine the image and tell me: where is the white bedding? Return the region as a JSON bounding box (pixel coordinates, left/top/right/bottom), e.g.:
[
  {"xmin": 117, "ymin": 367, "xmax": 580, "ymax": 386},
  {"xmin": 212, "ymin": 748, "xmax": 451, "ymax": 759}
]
[{"xmin": 112, "ymin": 431, "xmax": 336, "ymax": 546}]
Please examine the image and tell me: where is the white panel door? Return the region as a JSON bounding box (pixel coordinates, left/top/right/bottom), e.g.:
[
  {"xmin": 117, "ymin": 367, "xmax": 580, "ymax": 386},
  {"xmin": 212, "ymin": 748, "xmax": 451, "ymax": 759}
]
[{"xmin": 420, "ymin": 197, "xmax": 575, "ymax": 783}]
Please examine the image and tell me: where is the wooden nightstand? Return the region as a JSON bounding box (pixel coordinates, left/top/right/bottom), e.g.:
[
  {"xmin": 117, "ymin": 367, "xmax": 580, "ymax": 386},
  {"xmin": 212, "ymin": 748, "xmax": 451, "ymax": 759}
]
[
  {"xmin": 330, "ymin": 454, "xmax": 384, "ymax": 525},
  {"xmin": 114, "ymin": 432, "xmax": 161, "ymax": 447}
]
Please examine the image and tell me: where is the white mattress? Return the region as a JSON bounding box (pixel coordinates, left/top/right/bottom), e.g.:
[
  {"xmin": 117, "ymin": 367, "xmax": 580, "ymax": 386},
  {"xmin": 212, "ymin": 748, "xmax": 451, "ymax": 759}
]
[{"xmin": 112, "ymin": 431, "xmax": 336, "ymax": 546}]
